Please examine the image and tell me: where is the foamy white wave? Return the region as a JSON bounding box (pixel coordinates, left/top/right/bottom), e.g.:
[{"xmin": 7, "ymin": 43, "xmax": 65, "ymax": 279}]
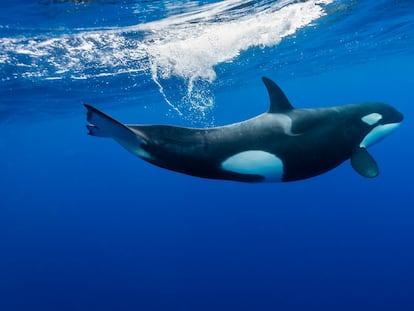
[
  {"xmin": 138, "ymin": 0, "xmax": 333, "ymax": 115},
  {"xmin": 0, "ymin": 0, "xmax": 334, "ymax": 116},
  {"xmin": 140, "ymin": 0, "xmax": 333, "ymax": 82}
]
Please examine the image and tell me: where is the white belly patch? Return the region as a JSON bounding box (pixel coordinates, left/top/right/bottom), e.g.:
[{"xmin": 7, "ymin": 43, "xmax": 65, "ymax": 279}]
[{"xmin": 221, "ymin": 150, "xmax": 284, "ymax": 182}]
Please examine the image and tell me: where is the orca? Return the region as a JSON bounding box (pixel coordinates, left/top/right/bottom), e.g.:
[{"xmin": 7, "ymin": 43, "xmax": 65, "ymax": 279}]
[{"xmin": 84, "ymin": 77, "xmax": 403, "ymax": 182}]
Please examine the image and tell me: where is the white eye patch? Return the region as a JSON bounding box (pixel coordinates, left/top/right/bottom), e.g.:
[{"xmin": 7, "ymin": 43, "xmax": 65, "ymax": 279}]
[{"xmin": 361, "ymin": 113, "xmax": 383, "ymax": 125}]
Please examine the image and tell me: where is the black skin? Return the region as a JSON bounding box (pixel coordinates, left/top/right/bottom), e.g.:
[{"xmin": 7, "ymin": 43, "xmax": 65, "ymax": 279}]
[{"xmin": 127, "ymin": 102, "xmax": 403, "ymax": 182}]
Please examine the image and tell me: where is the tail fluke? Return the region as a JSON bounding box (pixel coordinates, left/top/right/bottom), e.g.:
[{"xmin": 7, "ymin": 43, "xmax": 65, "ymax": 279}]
[
  {"xmin": 84, "ymin": 104, "xmax": 151, "ymax": 160},
  {"xmin": 84, "ymin": 104, "xmax": 132, "ymax": 138}
]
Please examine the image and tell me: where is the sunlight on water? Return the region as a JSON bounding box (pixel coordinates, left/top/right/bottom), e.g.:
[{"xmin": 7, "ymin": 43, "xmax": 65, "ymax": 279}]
[{"xmin": 0, "ymin": 0, "xmax": 334, "ymax": 117}]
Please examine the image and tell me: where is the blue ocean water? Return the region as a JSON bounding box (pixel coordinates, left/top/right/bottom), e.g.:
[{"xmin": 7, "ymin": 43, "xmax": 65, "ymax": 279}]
[{"xmin": 1, "ymin": 0, "xmax": 414, "ymax": 310}]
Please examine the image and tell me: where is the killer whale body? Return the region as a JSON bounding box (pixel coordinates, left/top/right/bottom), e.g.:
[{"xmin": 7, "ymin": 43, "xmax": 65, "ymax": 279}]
[{"xmin": 85, "ymin": 77, "xmax": 403, "ymax": 182}]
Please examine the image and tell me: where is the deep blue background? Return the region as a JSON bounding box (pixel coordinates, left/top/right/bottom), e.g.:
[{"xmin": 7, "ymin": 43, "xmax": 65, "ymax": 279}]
[{"xmin": 1, "ymin": 1, "xmax": 414, "ymax": 310}]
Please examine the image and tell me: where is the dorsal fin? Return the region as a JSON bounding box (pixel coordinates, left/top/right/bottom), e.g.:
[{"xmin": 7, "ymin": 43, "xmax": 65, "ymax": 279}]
[{"xmin": 262, "ymin": 77, "xmax": 294, "ymax": 113}]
